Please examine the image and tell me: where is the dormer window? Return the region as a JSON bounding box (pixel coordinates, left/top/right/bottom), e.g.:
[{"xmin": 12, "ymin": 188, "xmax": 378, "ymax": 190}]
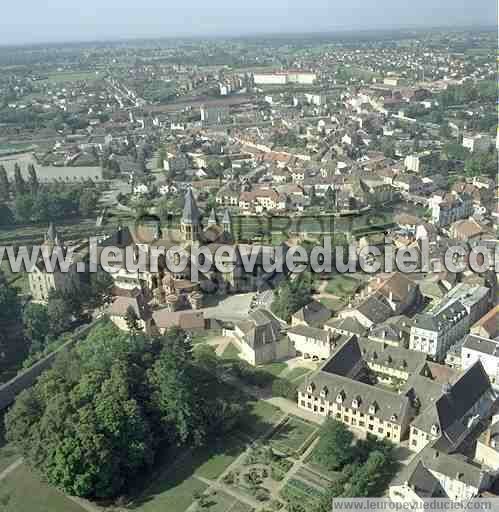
[
  {"xmin": 336, "ymin": 391, "xmax": 345, "ymax": 404},
  {"xmin": 369, "ymin": 402, "xmax": 378, "ymax": 415},
  {"xmin": 307, "ymin": 383, "xmax": 316, "ymax": 394},
  {"xmin": 431, "ymin": 424, "xmax": 440, "ymax": 436},
  {"xmin": 391, "ymin": 414, "xmax": 397, "ymax": 422},
  {"xmin": 320, "ymin": 386, "xmax": 329, "ymax": 398}
]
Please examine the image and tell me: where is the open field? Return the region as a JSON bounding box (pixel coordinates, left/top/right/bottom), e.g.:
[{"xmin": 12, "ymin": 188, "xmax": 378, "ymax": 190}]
[{"xmin": 0, "ymin": 464, "xmax": 87, "ymax": 512}]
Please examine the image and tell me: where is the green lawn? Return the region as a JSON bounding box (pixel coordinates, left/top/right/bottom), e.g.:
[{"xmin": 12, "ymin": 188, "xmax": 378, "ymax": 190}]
[
  {"xmin": 324, "ymin": 275, "xmax": 360, "ymax": 297},
  {"xmin": 260, "ymin": 362, "xmax": 287, "ymax": 377},
  {"xmin": 239, "ymin": 400, "xmax": 283, "ymax": 439},
  {"xmin": 194, "ymin": 490, "xmax": 253, "ymax": 512},
  {"xmin": 318, "ymin": 297, "xmax": 344, "ymax": 313},
  {"xmin": 0, "ymin": 464, "xmax": 87, "ymax": 512},
  {"xmin": 192, "ymin": 436, "xmax": 247, "ymax": 480},
  {"xmin": 269, "ymin": 416, "xmax": 317, "ymax": 455},
  {"xmin": 134, "ymin": 458, "xmax": 208, "ymax": 512},
  {"xmin": 282, "ymin": 367, "xmax": 310, "ymax": 382}
]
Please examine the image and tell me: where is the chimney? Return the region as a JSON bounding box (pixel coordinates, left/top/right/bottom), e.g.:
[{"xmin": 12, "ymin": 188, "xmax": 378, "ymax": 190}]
[{"xmin": 434, "ymin": 451, "xmax": 440, "ymax": 459}]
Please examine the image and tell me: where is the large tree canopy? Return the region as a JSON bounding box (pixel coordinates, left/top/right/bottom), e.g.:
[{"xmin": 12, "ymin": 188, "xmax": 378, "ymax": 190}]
[{"xmin": 5, "ymin": 321, "xmax": 243, "ymax": 499}]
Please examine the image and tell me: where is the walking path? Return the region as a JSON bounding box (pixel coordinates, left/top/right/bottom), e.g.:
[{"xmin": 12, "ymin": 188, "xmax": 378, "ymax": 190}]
[{"xmin": 0, "ymin": 457, "xmax": 22, "ymax": 482}]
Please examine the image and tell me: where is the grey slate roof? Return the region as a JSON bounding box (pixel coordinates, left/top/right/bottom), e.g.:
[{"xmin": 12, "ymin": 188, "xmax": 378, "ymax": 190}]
[
  {"xmin": 292, "ymin": 300, "xmax": 332, "ymax": 327},
  {"xmin": 393, "ymin": 445, "xmax": 486, "ymax": 497},
  {"xmin": 325, "ymin": 316, "xmax": 368, "ymax": 337},
  {"xmin": 300, "ymin": 369, "xmax": 411, "ymax": 425},
  {"xmin": 410, "ymin": 361, "xmax": 492, "ymax": 445},
  {"xmin": 237, "ymin": 308, "xmax": 285, "ymax": 348},
  {"xmin": 463, "ymin": 335, "xmax": 499, "ymax": 357},
  {"xmin": 182, "ymin": 188, "xmax": 201, "ymax": 225}
]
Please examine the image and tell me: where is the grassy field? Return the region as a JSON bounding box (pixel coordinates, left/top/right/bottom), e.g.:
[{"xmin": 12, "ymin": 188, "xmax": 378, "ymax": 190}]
[
  {"xmin": 239, "ymin": 400, "xmax": 284, "ymax": 439},
  {"xmin": 324, "ymin": 275, "xmax": 361, "ymax": 297},
  {"xmin": 0, "ymin": 464, "xmax": 87, "ymax": 512},
  {"xmin": 193, "ymin": 490, "xmax": 253, "ymax": 512},
  {"xmin": 260, "ymin": 362, "xmax": 287, "ymax": 377},
  {"xmin": 282, "ymin": 367, "xmax": 311, "ymax": 382},
  {"xmin": 269, "ymin": 416, "xmax": 318, "ymax": 455}
]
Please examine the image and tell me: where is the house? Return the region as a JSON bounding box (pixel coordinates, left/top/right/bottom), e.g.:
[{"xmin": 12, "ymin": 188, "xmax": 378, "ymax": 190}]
[
  {"xmin": 298, "ymin": 361, "xmax": 414, "ymax": 444},
  {"xmin": 324, "ymin": 315, "xmax": 368, "ymax": 338},
  {"xmin": 462, "ymin": 133, "xmax": 493, "ymax": 153},
  {"xmin": 462, "ymin": 335, "xmax": 499, "ymax": 387},
  {"xmin": 338, "ymin": 274, "xmax": 420, "ymax": 331},
  {"xmin": 288, "ymin": 325, "xmax": 334, "ymax": 360},
  {"xmin": 151, "ymin": 309, "xmax": 206, "ymax": 334},
  {"xmin": 410, "ymin": 284, "xmax": 490, "ymax": 361},
  {"xmin": 474, "ymin": 418, "xmax": 499, "ymax": 471},
  {"xmin": 406, "ymin": 361, "xmax": 496, "ymax": 453},
  {"xmin": 450, "ymin": 218, "xmax": 484, "ymax": 241},
  {"xmin": 470, "ymin": 305, "xmax": 499, "ymax": 339},
  {"xmin": 29, "ymin": 224, "xmax": 81, "ymax": 304},
  {"xmin": 109, "ymin": 293, "xmax": 149, "ymax": 332},
  {"xmin": 430, "ymin": 191, "xmax": 473, "ymax": 227},
  {"xmin": 232, "ymin": 309, "xmax": 294, "ymax": 365},
  {"xmin": 291, "ymin": 300, "xmax": 332, "ymax": 328},
  {"xmin": 390, "ymin": 444, "xmax": 494, "ymax": 503}
]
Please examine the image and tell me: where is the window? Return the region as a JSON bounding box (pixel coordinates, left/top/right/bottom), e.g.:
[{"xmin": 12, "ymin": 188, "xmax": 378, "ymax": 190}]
[
  {"xmin": 378, "ymin": 428, "xmax": 384, "ymax": 434},
  {"xmin": 368, "ymin": 425, "xmax": 374, "ymax": 431},
  {"xmin": 359, "ymin": 421, "xmax": 365, "ymax": 427},
  {"xmin": 351, "ymin": 419, "xmax": 357, "ymax": 426},
  {"xmin": 300, "ymin": 401, "xmax": 306, "ymax": 407},
  {"xmin": 386, "ymin": 432, "xmax": 391, "ymax": 438},
  {"xmin": 336, "ymin": 413, "xmax": 341, "ymax": 419},
  {"xmin": 320, "ymin": 407, "xmax": 324, "ymax": 413},
  {"xmin": 412, "ymin": 439, "xmax": 418, "ymax": 447}
]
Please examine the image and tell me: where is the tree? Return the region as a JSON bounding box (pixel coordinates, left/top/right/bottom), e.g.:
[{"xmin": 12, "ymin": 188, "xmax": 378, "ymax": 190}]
[
  {"xmin": 125, "ymin": 306, "xmax": 141, "ymax": 333},
  {"xmin": 47, "ymin": 290, "xmax": 73, "ymax": 336},
  {"xmin": 88, "ymin": 270, "xmax": 114, "ymax": 307},
  {"xmin": 271, "ymin": 272, "xmax": 313, "ymax": 322},
  {"xmin": 27, "ymin": 164, "xmax": 39, "ymax": 195},
  {"xmin": 14, "ymin": 194, "xmax": 34, "ymax": 223},
  {"xmin": 149, "ymin": 328, "xmax": 204, "ymax": 445},
  {"xmin": 13, "ymin": 164, "xmax": 26, "ymax": 196},
  {"xmin": 0, "ymin": 165, "xmax": 10, "ymax": 202},
  {"xmin": 313, "ymin": 419, "xmax": 355, "ymax": 471},
  {"xmin": 78, "ymin": 189, "xmax": 100, "ymax": 217},
  {"xmin": 0, "ymin": 271, "xmax": 27, "ymax": 380},
  {"xmin": 23, "ymin": 303, "xmax": 50, "ymax": 353}
]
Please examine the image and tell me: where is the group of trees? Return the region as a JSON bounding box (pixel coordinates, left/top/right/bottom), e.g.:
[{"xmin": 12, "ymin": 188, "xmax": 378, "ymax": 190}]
[
  {"xmin": 0, "ymin": 265, "xmax": 115, "ymax": 382},
  {"xmin": 6, "ymin": 322, "xmax": 244, "ymax": 500},
  {"xmin": 271, "ymin": 272, "xmax": 314, "ymax": 322},
  {"xmin": 0, "ymin": 163, "xmax": 101, "ymax": 224},
  {"xmin": 0, "ymin": 271, "xmax": 28, "ymax": 382},
  {"xmin": 312, "ymin": 420, "xmax": 397, "ymax": 509}
]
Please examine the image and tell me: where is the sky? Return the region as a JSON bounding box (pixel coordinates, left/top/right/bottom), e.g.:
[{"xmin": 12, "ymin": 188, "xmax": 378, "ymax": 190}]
[{"xmin": 0, "ymin": 0, "xmax": 496, "ymax": 45}]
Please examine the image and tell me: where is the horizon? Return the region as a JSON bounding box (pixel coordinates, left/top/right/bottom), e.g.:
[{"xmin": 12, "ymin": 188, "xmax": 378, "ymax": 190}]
[{"xmin": 0, "ymin": 0, "xmax": 496, "ymax": 46}]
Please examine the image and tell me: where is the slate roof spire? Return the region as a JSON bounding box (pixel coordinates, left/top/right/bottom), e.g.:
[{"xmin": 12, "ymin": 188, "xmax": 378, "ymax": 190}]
[{"xmin": 182, "ymin": 188, "xmax": 201, "ymax": 225}]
